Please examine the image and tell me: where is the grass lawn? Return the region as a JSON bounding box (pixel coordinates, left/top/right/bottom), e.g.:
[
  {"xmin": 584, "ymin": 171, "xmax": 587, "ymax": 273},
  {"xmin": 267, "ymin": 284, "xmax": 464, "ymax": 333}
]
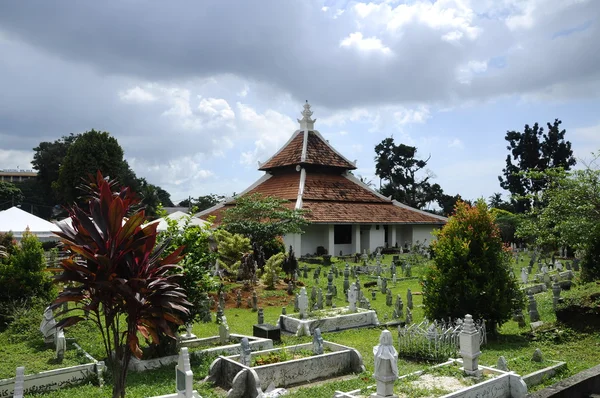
[{"xmin": 4, "ymin": 252, "xmax": 599, "ymax": 397}]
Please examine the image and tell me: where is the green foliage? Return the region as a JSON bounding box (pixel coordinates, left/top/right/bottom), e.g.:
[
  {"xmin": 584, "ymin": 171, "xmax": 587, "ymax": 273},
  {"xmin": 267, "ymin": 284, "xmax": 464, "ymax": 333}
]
[
  {"xmin": 0, "ymin": 181, "xmax": 24, "ymax": 210},
  {"xmin": 0, "ymin": 230, "xmax": 55, "ymax": 328},
  {"xmin": 222, "ymin": 193, "xmax": 308, "ymax": 256},
  {"xmin": 517, "ymin": 163, "xmax": 600, "ymax": 281},
  {"xmin": 159, "ymin": 212, "xmax": 218, "ymax": 323},
  {"xmin": 54, "ymin": 130, "xmax": 139, "ymax": 205},
  {"xmin": 213, "ymin": 229, "xmax": 251, "ymax": 274},
  {"xmin": 282, "ymin": 245, "xmax": 299, "ymax": 277},
  {"xmin": 490, "ymin": 208, "xmax": 520, "ymax": 243},
  {"xmin": 137, "ymin": 178, "xmax": 174, "ymax": 218},
  {"xmin": 178, "ymin": 194, "xmax": 224, "ymax": 212},
  {"xmin": 375, "ymin": 137, "xmax": 444, "ymax": 209},
  {"xmin": 260, "ymin": 253, "xmax": 285, "ymax": 289},
  {"xmin": 51, "ymin": 172, "xmax": 190, "ymax": 398},
  {"xmin": 32, "ymin": 133, "xmax": 79, "ymax": 206},
  {"xmin": 423, "ymin": 200, "xmax": 523, "ymax": 332},
  {"xmin": 499, "ymin": 119, "xmax": 576, "ymax": 213}
]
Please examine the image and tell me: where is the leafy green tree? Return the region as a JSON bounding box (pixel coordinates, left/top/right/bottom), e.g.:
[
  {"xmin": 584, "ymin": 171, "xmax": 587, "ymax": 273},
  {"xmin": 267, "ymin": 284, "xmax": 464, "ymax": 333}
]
[
  {"xmin": 0, "ymin": 230, "xmax": 55, "ymax": 327},
  {"xmin": 221, "ymin": 193, "xmax": 308, "ymax": 260},
  {"xmin": 499, "ymin": 119, "xmax": 576, "ymax": 213},
  {"xmin": 490, "ymin": 208, "xmax": 520, "ymax": 244},
  {"xmin": 375, "ymin": 138, "xmax": 443, "ymax": 209},
  {"xmin": 0, "ymin": 181, "xmax": 24, "ymax": 210},
  {"xmin": 32, "ymin": 134, "xmax": 79, "ymax": 202},
  {"xmin": 517, "ymin": 160, "xmax": 600, "ymax": 281},
  {"xmin": 54, "ymin": 130, "xmax": 138, "ymax": 205},
  {"xmin": 488, "ymin": 192, "xmax": 514, "ymax": 213},
  {"xmin": 423, "ymin": 200, "xmax": 523, "ymax": 333},
  {"xmin": 158, "ymin": 212, "xmax": 217, "ymax": 323},
  {"xmin": 179, "ymin": 194, "xmax": 224, "ymax": 212},
  {"xmin": 436, "ymin": 193, "xmax": 470, "ymax": 217},
  {"xmin": 137, "ymin": 178, "xmax": 174, "ymax": 218},
  {"xmin": 51, "ymin": 172, "xmax": 189, "ymax": 398}
]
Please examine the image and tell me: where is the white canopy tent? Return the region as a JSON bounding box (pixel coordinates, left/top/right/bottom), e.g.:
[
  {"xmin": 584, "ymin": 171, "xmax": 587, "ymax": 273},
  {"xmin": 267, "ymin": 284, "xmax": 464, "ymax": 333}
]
[
  {"xmin": 149, "ymin": 211, "xmax": 209, "ymax": 232},
  {"xmin": 0, "ymin": 206, "xmax": 60, "ymax": 241}
]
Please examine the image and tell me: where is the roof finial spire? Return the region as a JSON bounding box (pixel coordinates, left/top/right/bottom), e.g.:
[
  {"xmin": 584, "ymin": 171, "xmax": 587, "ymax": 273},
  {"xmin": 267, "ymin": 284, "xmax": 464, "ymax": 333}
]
[{"xmin": 298, "ymin": 100, "xmax": 316, "ymax": 130}]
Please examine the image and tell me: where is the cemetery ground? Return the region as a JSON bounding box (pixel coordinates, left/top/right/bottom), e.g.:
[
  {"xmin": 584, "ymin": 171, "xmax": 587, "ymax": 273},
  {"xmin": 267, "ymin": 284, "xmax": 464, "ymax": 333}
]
[{"xmin": 2, "ymin": 252, "xmax": 599, "ymax": 397}]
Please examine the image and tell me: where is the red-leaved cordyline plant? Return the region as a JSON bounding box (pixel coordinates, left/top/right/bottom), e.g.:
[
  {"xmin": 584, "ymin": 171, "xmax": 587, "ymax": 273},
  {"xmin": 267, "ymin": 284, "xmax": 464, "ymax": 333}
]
[{"xmin": 49, "ymin": 171, "xmax": 189, "ymax": 398}]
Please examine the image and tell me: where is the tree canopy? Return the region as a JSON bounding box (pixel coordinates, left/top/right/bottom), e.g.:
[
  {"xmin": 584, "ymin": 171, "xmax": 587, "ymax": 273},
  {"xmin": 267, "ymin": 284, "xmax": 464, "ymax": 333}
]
[
  {"xmin": 375, "ymin": 137, "xmax": 443, "ymax": 209},
  {"xmin": 179, "ymin": 194, "xmax": 224, "ymax": 212},
  {"xmin": 0, "ymin": 181, "xmax": 23, "ymax": 210},
  {"xmin": 221, "ymin": 193, "xmax": 308, "ymax": 256},
  {"xmin": 498, "ymin": 119, "xmax": 576, "ymax": 213},
  {"xmin": 517, "ymin": 159, "xmax": 600, "ymax": 281},
  {"xmin": 423, "ymin": 200, "xmax": 523, "ymax": 332},
  {"xmin": 32, "ymin": 134, "xmax": 79, "ymax": 203}
]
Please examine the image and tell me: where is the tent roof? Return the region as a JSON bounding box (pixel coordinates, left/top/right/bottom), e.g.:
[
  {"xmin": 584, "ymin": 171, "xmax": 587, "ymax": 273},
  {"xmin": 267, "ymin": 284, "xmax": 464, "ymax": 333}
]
[
  {"xmin": 149, "ymin": 211, "xmax": 209, "ymax": 232},
  {"xmin": 0, "ymin": 206, "xmax": 60, "ymax": 238}
]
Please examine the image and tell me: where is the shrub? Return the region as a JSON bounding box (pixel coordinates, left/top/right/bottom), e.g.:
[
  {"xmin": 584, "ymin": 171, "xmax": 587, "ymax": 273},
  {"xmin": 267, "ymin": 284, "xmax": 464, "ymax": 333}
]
[
  {"xmin": 260, "ymin": 253, "xmax": 285, "ymax": 289},
  {"xmin": 159, "ymin": 215, "xmax": 218, "ymax": 324},
  {"xmin": 282, "ymin": 245, "xmax": 298, "ymax": 278},
  {"xmin": 213, "ymin": 229, "xmax": 251, "ymax": 274},
  {"xmin": 581, "ymin": 225, "xmax": 600, "ymax": 282},
  {"xmin": 0, "ymin": 230, "xmax": 55, "ymax": 328},
  {"xmin": 422, "ymin": 200, "xmax": 523, "ymax": 334}
]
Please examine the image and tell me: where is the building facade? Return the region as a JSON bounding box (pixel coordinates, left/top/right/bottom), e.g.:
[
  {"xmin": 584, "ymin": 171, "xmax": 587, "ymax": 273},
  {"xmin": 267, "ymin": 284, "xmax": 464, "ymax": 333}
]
[{"xmin": 199, "ymin": 102, "xmax": 446, "ymax": 256}]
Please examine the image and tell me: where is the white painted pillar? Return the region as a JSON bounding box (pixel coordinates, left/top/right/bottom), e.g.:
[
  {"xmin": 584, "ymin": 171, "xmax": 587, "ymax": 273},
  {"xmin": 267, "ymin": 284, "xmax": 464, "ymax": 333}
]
[
  {"xmin": 390, "ymin": 225, "xmax": 397, "ymax": 249},
  {"xmin": 353, "ymin": 225, "xmax": 361, "ymax": 254},
  {"xmin": 327, "ymin": 224, "xmax": 335, "ymax": 256}
]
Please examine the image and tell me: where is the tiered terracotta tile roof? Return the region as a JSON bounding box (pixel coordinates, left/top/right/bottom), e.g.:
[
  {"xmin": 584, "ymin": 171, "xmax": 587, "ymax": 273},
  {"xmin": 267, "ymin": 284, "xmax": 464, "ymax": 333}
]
[
  {"xmin": 198, "ymin": 102, "xmax": 446, "ymax": 226},
  {"xmin": 259, "ymin": 131, "xmax": 356, "ymax": 171}
]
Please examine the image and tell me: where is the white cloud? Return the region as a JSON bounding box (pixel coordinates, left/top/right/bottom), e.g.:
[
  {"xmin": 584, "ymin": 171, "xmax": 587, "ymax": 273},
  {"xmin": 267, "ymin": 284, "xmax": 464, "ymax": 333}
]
[
  {"xmin": 320, "ymin": 108, "xmax": 372, "ymax": 126},
  {"xmin": 448, "ymin": 138, "xmax": 464, "ymax": 149},
  {"xmin": 393, "ymin": 105, "xmax": 431, "ymax": 125},
  {"xmin": 119, "ymin": 86, "xmax": 156, "ymax": 103},
  {"xmin": 457, "ymin": 60, "xmax": 488, "ymax": 84},
  {"xmin": 353, "ymin": 0, "xmax": 480, "ymax": 41},
  {"xmin": 237, "ymin": 103, "xmax": 296, "ymax": 166},
  {"xmin": 0, "ymin": 149, "xmax": 34, "ymax": 171},
  {"xmin": 237, "ymin": 84, "xmax": 249, "ymax": 97},
  {"xmin": 340, "ymin": 32, "xmax": 392, "ymax": 55}
]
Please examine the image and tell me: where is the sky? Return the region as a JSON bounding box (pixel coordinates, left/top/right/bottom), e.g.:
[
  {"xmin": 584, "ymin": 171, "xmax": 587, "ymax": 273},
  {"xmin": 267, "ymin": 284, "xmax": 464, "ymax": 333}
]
[{"xmin": 0, "ymin": 0, "xmax": 599, "ymax": 207}]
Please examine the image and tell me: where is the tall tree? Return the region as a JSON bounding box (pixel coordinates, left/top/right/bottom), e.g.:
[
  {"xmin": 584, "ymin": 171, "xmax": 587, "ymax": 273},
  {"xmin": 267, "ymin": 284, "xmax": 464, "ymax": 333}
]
[
  {"xmin": 32, "ymin": 134, "xmax": 80, "ymax": 202},
  {"xmin": 0, "ymin": 181, "xmax": 23, "ymax": 210},
  {"xmin": 179, "ymin": 194, "xmax": 224, "ymax": 212},
  {"xmin": 54, "ymin": 130, "xmax": 133, "ymax": 205},
  {"xmin": 137, "ymin": 178, "xmax": 174, "ymax": 218},
  {"xmin": 375, "ymin": 138, "xmax": 443, "ymax": 209},
  {"xmin": 499, "ymin": 119, "xmax": 576, "ymax": 213}
]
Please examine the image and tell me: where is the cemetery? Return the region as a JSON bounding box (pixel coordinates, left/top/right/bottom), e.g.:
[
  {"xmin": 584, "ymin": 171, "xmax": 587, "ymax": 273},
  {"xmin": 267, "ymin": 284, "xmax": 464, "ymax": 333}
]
[{"xmin": 0, "ymin": 107, "xmax": 599, "ymax": 398}]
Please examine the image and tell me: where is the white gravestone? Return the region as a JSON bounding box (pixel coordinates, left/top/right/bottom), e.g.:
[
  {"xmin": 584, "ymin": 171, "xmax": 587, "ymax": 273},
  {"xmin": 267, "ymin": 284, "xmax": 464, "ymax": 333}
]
[
  {"xmin": 13, "ymin": 366, "xmax": 25, "ymax": 398},
  {"xmin": 372, "ymin": 330, "xmax": 398, "ymax": 398},
  {"xmin": 348, "ymin": 283, "xmax": 358, "ymax": 312},
  {"xmin": 521, "ymin": 268, "xmax": 528, "ymax": 284},
  {"xmin": 313, "ymin": 328, "xmax": 324, "ymax": 355},
  {"xmin": 40, "ymin": 307, "xmax": 57, "ymax": 344},
  {"xmin": 240, "ymin": 337, "xmax": 252, "ymax": 367},
  {"xmin": 219, "ymin": 316, "xmax": 230, "ymax": 344},
  {"xmin": 175, "ymin": 347, "xmax": 200, "ymax": 398},
  {"xmin": 459, "ymin": 314, "xmax": 481, "ymax": 376},
  {"xmin": 298, "ymin": 287, "xmax": 309, "ymax": 319},
  {"xmin": 54, "ymin": 328, "xmax": 66, "ymax": 361}
]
